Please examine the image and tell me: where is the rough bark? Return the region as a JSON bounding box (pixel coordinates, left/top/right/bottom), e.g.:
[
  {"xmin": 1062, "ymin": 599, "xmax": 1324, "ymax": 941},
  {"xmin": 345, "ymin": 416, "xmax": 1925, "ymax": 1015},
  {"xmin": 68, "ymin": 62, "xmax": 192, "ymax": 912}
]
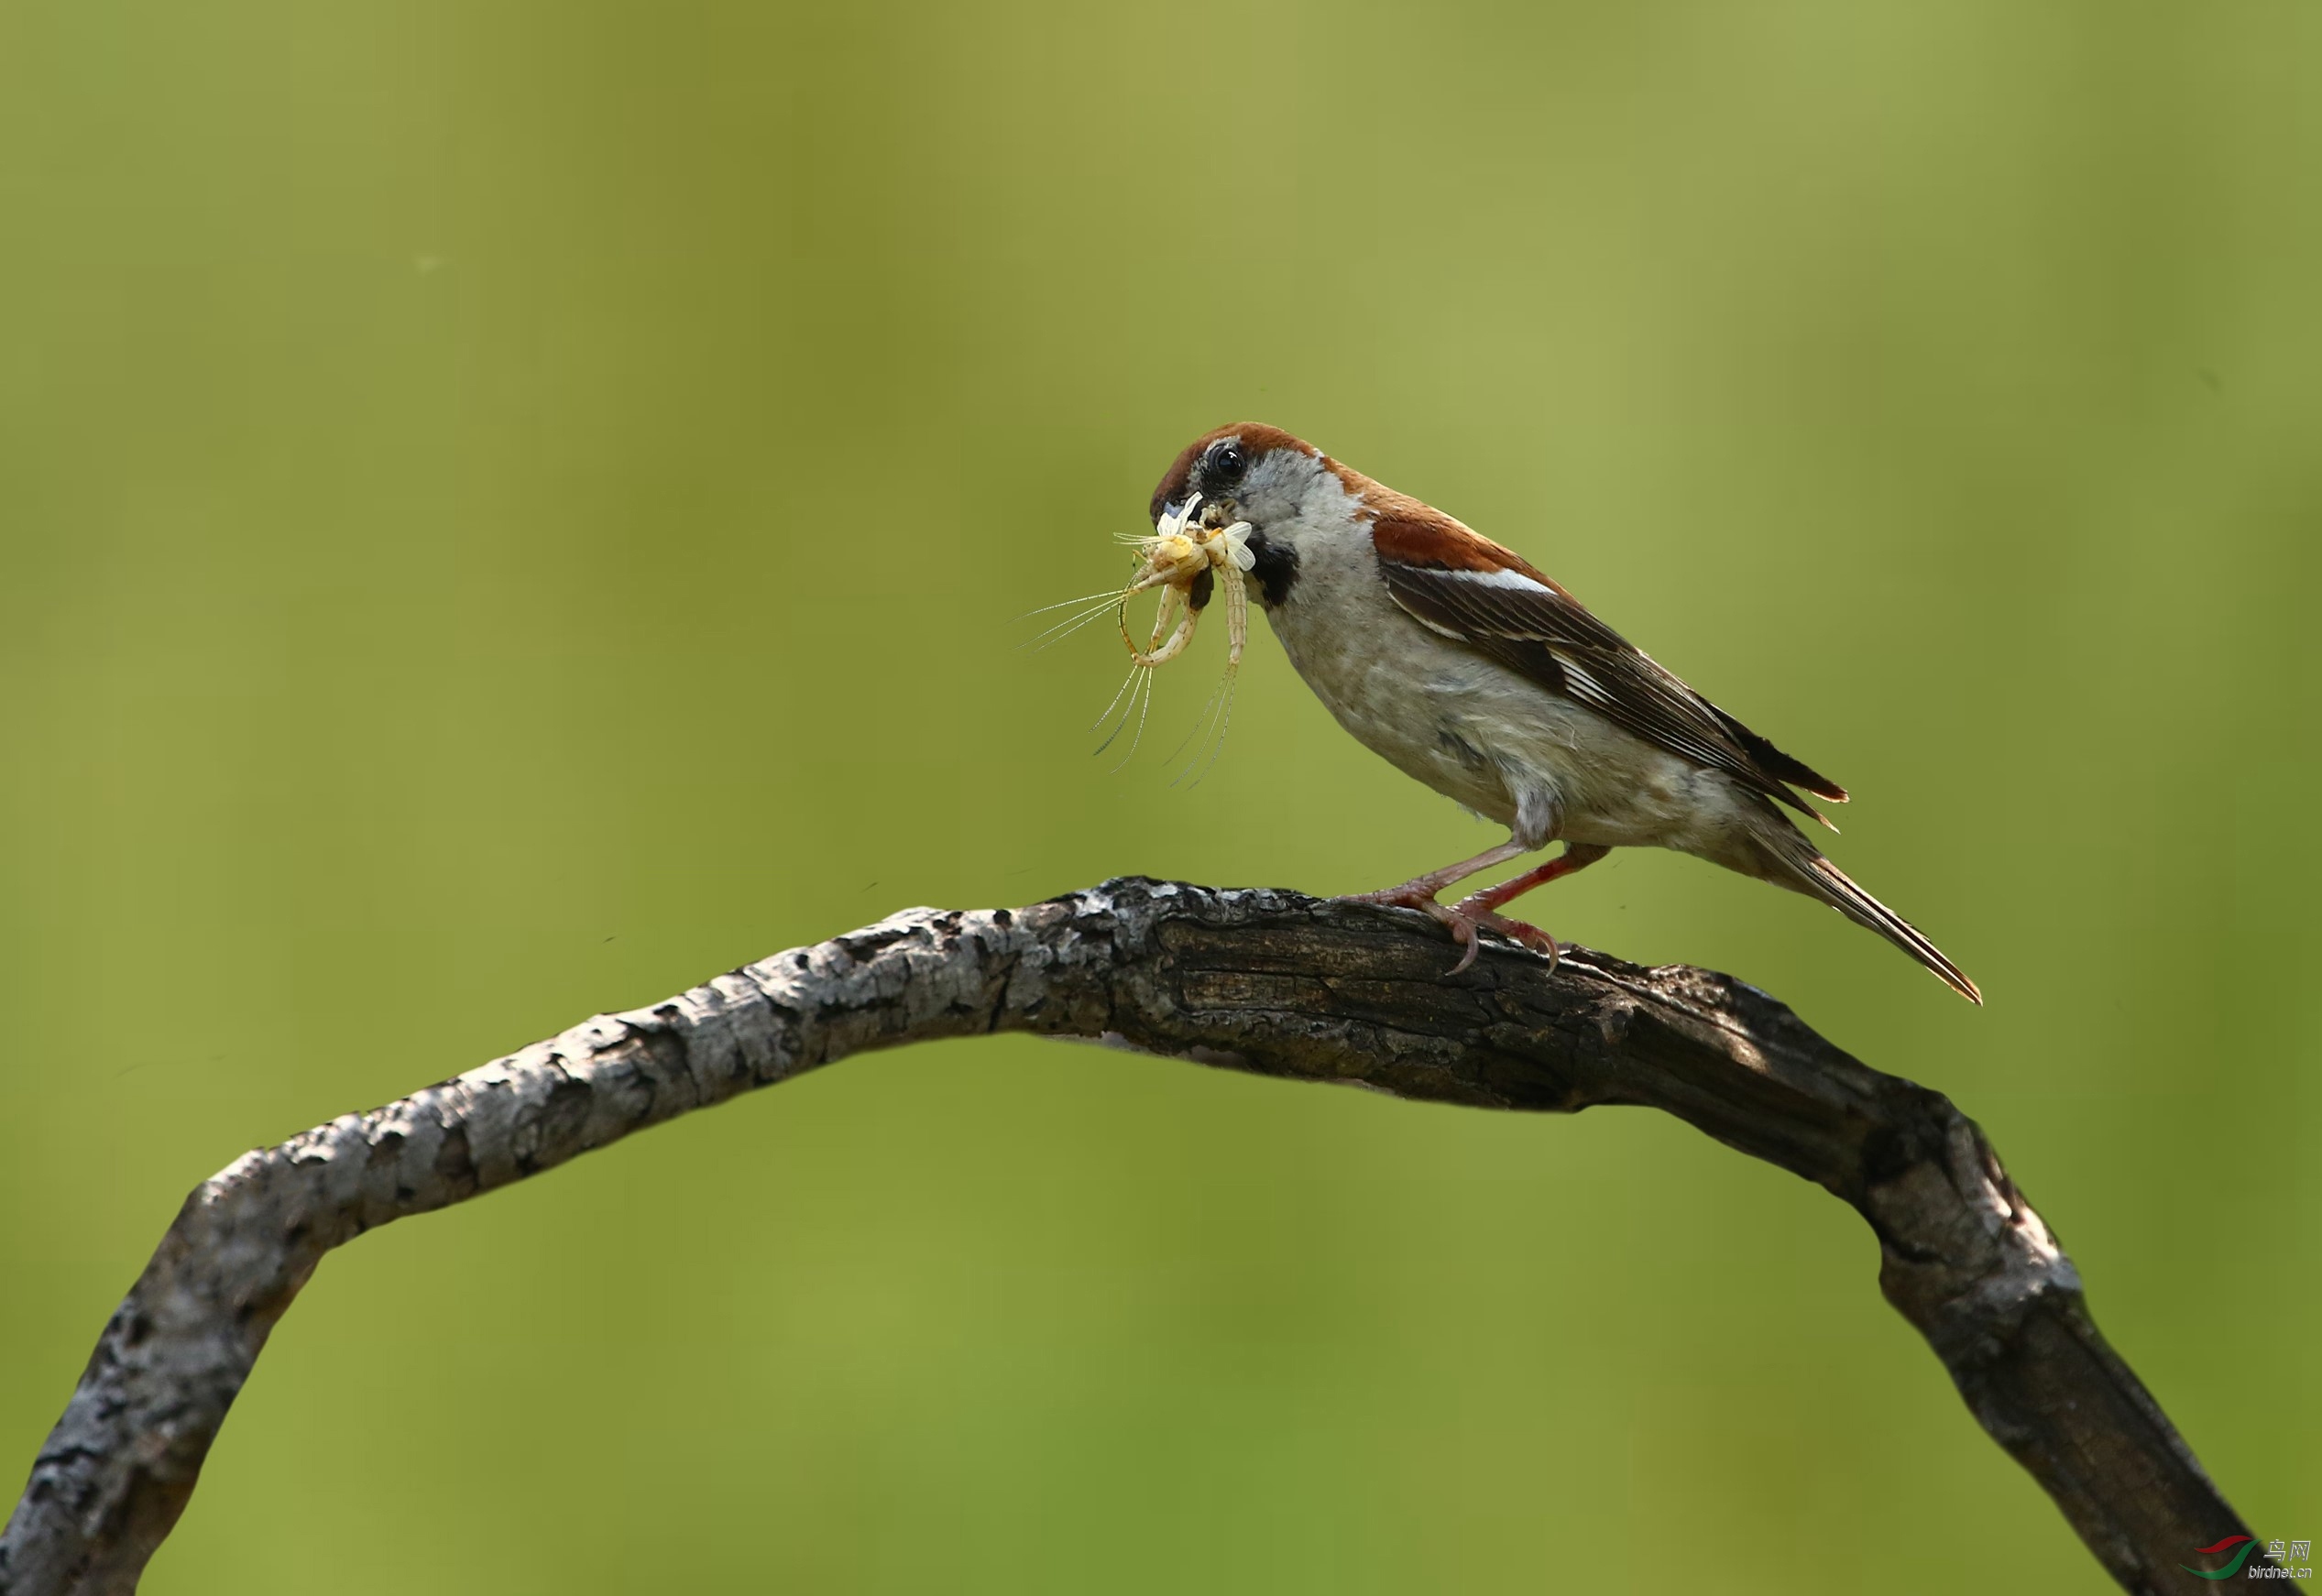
[{"xmin": 0, "ymin": 880, "xmax": 2270, "ymax": 1593}]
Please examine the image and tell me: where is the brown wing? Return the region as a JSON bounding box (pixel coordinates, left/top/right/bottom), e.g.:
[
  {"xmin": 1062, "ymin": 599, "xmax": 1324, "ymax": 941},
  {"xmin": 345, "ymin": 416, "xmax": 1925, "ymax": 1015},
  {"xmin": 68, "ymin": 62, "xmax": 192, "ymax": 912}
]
[{"xmin": 1371, "ymin": 518, "xmax": 1846, "ymax": 820}]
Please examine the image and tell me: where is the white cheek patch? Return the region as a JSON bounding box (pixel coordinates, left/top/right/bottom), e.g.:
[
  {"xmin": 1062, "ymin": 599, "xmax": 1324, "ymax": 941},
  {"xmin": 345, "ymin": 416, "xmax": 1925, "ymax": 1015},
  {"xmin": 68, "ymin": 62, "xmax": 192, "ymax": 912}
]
[
  {"xmin": 1288, "ymin": 457, "xmax": 1360, "ymax": 527},
  {"xmin": 1440, "ymin": 565, "xmax": 1555, "ymax": 594}
]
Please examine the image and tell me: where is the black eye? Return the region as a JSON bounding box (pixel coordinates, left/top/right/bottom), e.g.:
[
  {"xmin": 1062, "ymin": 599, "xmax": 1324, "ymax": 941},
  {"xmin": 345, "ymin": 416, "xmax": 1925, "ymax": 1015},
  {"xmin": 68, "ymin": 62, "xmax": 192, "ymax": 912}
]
[{"xmin": 1206, "ymin": 442, "xmax": 1247, "ymax": 483}]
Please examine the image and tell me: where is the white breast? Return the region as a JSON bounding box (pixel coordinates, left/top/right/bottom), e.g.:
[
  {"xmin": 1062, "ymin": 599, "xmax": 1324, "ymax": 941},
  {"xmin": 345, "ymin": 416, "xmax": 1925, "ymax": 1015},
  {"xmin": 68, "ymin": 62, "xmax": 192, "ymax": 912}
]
[{"xmin": 1260, "ymin": 496, "xmax": 1764, "ymax": 863}]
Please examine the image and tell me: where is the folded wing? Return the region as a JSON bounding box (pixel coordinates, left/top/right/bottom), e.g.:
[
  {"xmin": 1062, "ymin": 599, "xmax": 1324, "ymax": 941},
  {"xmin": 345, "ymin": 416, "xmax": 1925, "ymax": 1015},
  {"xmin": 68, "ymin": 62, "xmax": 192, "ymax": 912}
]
[{"xmin": 1370, "ymin": 511, "xmax": 1846, "ymax": 822}]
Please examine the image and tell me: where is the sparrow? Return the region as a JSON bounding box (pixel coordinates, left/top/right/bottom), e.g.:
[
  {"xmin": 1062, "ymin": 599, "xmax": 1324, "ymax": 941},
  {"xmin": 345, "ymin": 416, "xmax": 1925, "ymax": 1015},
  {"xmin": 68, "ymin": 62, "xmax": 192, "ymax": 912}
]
[{"xmin": 1146, "ymin": 423, "xmax": 1980, "ymax": 1001}]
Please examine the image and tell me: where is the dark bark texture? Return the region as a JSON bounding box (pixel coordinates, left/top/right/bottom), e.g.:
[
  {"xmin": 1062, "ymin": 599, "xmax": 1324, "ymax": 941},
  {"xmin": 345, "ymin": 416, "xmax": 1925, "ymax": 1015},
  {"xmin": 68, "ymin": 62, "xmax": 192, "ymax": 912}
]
[{"xmin": 0, "ymin": 880, "xmax": 2271, "ymax": 1592}]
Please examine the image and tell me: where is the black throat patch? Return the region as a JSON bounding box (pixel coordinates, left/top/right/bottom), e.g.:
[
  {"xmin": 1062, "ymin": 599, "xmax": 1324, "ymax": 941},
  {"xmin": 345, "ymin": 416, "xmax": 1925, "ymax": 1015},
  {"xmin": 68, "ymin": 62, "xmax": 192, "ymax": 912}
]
[{"xmin": 1245, "ymin": 531, "xmax": 1300, "ymax": 608}]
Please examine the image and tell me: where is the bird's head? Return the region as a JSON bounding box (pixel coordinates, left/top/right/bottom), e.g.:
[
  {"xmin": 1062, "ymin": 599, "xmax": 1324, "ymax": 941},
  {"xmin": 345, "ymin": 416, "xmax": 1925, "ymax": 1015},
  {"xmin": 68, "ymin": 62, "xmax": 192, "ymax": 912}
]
[
  {"xmin": 1147, "ymin": 424, "xmax": 1344, "ymax": 607},
  {"xmin": 1148, "ymin": 422, "xmax": 1331, "ymax": 530}
]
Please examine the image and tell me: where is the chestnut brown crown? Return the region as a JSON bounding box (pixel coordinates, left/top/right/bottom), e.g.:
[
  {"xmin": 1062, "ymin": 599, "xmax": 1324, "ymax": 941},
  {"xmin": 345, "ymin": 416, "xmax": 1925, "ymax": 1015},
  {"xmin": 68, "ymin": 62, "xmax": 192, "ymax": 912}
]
[{"xmin": 1148, "ymin": 424, "xmax": 1319, "ymax": 525}]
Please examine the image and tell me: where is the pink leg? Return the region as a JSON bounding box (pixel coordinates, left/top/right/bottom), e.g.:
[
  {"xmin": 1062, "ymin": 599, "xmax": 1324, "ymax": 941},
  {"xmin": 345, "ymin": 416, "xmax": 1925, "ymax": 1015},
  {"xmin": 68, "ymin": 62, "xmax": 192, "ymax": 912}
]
[
  {"xmin": 1439, "ymin": 844, "xmax": 1611, "ymax": 973},
  {"xmin": 1342, "ymin": 838, "xmax": 1534, "ymax": 912},
  {"xmin": 1342, "ymin": 840, "xmax": 1612, "ymax": 976}
]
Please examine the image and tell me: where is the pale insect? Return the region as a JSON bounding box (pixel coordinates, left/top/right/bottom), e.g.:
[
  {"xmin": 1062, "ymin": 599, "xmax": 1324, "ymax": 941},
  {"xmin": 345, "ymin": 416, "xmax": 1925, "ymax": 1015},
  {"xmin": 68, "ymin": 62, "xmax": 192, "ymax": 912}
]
[{"xmin": 1089, "ymin": 492, "xmax": 1255, "ymax": 781}]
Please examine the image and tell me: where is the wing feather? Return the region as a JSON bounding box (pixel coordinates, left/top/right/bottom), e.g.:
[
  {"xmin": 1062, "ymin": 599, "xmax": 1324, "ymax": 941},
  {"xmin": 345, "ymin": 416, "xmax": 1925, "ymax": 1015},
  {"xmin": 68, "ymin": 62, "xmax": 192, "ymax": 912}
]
[{"xmin": 1369, "ymin": 515, "xmax": 1846, "ymax": 816}]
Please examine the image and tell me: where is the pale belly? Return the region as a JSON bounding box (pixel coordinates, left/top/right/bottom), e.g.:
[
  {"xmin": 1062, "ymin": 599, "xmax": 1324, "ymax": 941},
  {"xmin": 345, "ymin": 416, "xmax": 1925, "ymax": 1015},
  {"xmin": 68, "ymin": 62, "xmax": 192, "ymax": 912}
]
[{"xmin": 1266, "ymin": 586, "xmax": 1765, "ymax": 867}]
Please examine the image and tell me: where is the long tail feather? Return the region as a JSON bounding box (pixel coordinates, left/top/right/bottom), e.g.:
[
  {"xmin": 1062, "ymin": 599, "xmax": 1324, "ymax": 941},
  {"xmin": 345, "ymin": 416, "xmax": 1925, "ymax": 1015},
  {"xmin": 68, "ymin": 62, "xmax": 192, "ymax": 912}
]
[
  {"xmin": 1755, "ymin": 827, "xmax": 1981, "ymax": 1003},
  {"xmin": 1809, "ymin": 855, "xmax": 1980, "ymax": 1002}
]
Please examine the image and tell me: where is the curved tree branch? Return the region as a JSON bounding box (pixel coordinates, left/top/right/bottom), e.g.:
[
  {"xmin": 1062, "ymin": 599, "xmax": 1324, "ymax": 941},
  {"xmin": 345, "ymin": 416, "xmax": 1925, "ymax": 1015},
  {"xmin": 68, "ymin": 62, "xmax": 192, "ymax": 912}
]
[{"xmin": 0, "ymin": 880, "xmax": 2267, "ymax": 1593}]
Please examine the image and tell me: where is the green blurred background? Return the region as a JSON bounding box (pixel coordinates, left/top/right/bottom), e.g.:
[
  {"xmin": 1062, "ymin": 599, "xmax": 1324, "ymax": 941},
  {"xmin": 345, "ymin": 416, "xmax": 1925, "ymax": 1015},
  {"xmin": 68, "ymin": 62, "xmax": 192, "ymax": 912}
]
[{"xmin": 3, "ymin": 1, "xmax": 2317, "ymax": 1591}]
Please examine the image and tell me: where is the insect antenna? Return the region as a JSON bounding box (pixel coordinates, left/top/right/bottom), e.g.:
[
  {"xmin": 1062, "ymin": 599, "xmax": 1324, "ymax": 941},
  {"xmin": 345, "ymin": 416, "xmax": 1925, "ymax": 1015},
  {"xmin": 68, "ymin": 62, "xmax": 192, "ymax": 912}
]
[
  {"xmin": 1163, "ymin": 662, "xmax": 1227, "ymax": 766},
  {"xmin": 1019, "ymin": 580, "xmax": 1146, "ymax": 652},
  {"xmin": 1016, "ymin": 588, "xmax": 1123, "ymax": 622},
  {"xmin": 1100, "ymin": 664, "xmax": 1156, "ymax": 771},
  {"xmin": 1171, "ymin": 664, "xmax": 1240, "ymax": 789},
  {"xmin": 1090, "ymin": 659, "xmax": 1143, "ymax": 740},
  {"xmin": 1024, "ymin": 595, "xmax": 1131, "ymax": 652}
]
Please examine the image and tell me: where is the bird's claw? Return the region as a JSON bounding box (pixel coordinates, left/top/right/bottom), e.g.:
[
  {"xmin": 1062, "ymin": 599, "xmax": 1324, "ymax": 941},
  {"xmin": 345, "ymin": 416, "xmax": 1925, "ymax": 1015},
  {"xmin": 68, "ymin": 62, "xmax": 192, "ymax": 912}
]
[
  {"xmin": 1340, "ymin": 887, "xmax": 1561, "ymax": 977},
  {"xmin": 1443, "ymin": 903, "xmax": 1559, "ymax": 976}
]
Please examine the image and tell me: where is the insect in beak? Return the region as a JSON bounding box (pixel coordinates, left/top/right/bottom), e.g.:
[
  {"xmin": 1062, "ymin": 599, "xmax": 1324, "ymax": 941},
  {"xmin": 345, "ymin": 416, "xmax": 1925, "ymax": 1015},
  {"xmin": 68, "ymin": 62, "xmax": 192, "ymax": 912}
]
[
  {"xmin": 1116, "ymin": 493, "xmax": 1254, "ymax": 670},
  {"xmin": 1079, "ymin": 492, "xmax": 1257, "ymax": 782}
]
